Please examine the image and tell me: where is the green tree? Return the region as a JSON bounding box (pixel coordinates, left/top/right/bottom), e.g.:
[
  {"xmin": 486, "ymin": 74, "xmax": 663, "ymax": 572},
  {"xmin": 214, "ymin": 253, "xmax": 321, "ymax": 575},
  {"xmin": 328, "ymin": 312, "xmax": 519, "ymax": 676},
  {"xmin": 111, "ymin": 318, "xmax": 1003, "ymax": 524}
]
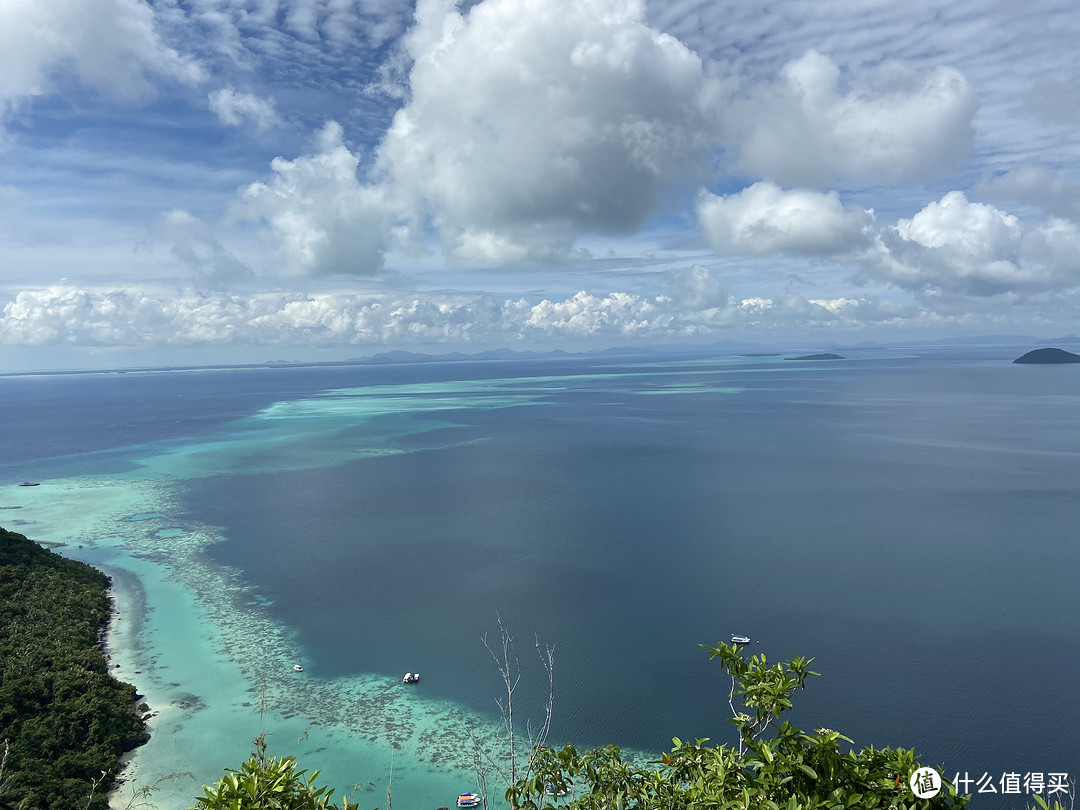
[
  {"xmin": 0, "ymin": 526, "xmax": 146, "ymax": 809},
  {"xmin": 507, "ymin": 640, "xmax": 983, "ymax": 810},
  {"xmin": 190, "ymin": 734, "xmax": 355, "ymax": 810}
]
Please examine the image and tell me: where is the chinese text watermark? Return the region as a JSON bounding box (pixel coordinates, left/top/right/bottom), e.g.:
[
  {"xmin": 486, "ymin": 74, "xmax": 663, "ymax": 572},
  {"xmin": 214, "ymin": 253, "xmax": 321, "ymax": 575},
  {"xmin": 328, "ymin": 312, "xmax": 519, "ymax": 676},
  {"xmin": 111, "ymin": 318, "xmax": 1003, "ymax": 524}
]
[
  {"xmin": 952, "ymin": 771, "xmax": 1071, "ymax": 796},
  {"xmin": 907, "ymin": 768, "xmax": 1073, "ymax": 798}
]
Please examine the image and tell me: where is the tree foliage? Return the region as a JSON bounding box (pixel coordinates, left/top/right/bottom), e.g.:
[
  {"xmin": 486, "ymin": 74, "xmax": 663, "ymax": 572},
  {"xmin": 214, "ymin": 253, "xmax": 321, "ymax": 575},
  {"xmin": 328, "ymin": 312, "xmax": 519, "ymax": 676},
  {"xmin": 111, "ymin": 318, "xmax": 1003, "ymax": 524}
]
[
  {"xmin": 190, "ymin": 734, "xmax": 355, "ymax": 810},
  {"xmin": 0, "ymin": 526, "xmax": 147, "ymax": 810},
  {"xmin": 507, "ymin": 640, "xmax": 985, "ymax": 810}
]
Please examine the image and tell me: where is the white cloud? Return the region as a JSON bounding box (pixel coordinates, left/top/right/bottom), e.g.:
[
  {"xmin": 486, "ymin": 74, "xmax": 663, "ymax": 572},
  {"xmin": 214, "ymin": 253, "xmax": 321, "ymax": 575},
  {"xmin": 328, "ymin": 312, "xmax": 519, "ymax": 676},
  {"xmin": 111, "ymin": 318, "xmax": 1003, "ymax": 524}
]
[
  {"xmin": 0, "ymin": 0, "xmax": 202, "ymax": 119},
  {"xmin": 650, "ymin": 0, "xmax": 1080, "ymax": 178},
  {"xmin": 726, "ymin": 50, "xmax": 976, "ymax": 188},
  {"xmin": 0, "ymin": 285, "xmax": 515, "ymax": 347},
  {"xmin": 867, "ymin": 191, "xmax": 1080, "ymax": 296},
  {"xmin": 234, "ymin": 122, "xmax": 394, "ymax": 276},
  {"xmin": 210, "ymin": 3, "xmax": 989, "ymax": 280},
  {"xmin": 524, "ymin": 290, "xmax": 669, "ymax": 337},
  {"xmin": 696, "ymin": 182, "xmax": 874, "ymax": 256},
  {"xmin": 895, "ymin": 192, "xmax": 1018, "ymax": 252},
  {"xmin": 691, "ymin": 183, "xmax": 1080, "ymax": 304},
  {"xmin": 734, "ymin": 294, "xmax": 918, "ymax": 327},
  {"xmin": 374, "ymin": 0, "xmax": 717, "ymax": 265},
  {"xmin": 208, "ymin": 87, "xmax": 280, "ymax": 131},
  {"xmin": 0, "ymin": 273, "xmax": 940, "ymax": 350}
]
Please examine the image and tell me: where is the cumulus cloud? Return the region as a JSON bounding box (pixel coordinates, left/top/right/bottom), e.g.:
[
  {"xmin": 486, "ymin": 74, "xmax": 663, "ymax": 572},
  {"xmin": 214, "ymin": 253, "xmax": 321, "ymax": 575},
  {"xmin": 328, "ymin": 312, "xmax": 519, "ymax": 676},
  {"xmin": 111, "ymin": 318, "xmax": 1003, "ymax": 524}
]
[
  {"xmin": 696, "ymin": 182, "xmax": 874, "ymax": 256},
  {"xmin": 374, "ymin": 0, "xmax": 717, "ymax": 264},
  {"xmin": 726, "ymin": 50, "xmax": 975, "ymax": 188},
  {"xmin": 690, "ymin": 183, "xmax": 1080, "ymax": 304},
  {"xmin": 234, "ymin": 122, "xmax": 394, "ymax": 276},
  {"xmin": 0, "ymin": 0, "xmax": 202, "ymax": 120},
  {"xmin": 734, "ymin": 294, "xmax": 919, "ymax": 328},
  {"xmin": 866, "ymin": 191, "xmax": 1080, "ymax": 296},
  {"xmin": 0, "ymin": 272, "xmax": 932, "ymax": 350},
  {"xmin": 523, "ymin": 290, "xmax": 669, "ymax": 337},
  {"xmin": 224, "ymin": 4, "xmax": 989, "ymax": 277},
  {"xmin": 208, "ymin": 87, "xmax": 280, "ymax": 131}
]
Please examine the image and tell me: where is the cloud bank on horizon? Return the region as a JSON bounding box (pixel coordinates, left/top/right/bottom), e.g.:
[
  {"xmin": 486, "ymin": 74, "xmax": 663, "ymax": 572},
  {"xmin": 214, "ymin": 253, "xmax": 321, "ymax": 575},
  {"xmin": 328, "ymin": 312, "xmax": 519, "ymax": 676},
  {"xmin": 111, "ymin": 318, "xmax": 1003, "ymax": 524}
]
[{"xmin": 1, "ymin": 0, "xmax": 1079, "ymax": 364}]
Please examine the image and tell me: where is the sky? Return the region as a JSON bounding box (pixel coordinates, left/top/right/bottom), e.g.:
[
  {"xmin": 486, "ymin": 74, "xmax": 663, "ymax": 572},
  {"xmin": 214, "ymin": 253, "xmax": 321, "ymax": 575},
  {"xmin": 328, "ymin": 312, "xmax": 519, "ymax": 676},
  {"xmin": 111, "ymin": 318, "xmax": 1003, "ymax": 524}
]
[{"xmin": 1, "ymin": 0, "xmax": 1079, "ymax": 369}]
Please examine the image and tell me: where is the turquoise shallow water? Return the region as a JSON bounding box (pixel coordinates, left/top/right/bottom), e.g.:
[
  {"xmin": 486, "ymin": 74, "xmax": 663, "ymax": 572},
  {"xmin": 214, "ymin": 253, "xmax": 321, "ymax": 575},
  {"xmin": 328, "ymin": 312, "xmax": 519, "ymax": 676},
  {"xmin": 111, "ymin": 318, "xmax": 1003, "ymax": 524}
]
[{"xmin": 2, "ymin": 348, "xmax": 1078, "ymax": 808}]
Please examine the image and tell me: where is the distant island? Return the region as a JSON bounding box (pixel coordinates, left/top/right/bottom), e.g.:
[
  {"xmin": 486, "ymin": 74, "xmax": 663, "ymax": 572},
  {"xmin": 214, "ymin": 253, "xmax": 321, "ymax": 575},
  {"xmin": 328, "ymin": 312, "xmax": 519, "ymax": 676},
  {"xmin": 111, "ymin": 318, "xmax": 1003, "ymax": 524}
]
[
  {"xmin": 1013, "ymin": 347, "xmax": 1080, "ymax": 364},
  {"xmin": 785, "ymin": 353, "xmax": 844, "ymax": 361}
]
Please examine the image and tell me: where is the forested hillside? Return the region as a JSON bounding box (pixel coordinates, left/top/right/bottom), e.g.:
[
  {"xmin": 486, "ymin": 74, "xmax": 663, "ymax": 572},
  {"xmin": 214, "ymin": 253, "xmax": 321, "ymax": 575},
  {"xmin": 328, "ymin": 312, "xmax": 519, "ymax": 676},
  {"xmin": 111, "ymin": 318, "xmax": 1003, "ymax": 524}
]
[{"xmin": 0, "ymin": 525, "xmax": 147, "ymax": 809}]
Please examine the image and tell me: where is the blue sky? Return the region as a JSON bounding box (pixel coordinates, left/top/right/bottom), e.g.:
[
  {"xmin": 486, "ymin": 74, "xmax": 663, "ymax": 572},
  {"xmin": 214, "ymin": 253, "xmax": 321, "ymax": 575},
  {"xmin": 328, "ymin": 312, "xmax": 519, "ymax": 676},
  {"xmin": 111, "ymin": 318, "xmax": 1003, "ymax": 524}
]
[{"xmin": 1, "ymin": 0, "xmax": 1079, "ymax": 368}]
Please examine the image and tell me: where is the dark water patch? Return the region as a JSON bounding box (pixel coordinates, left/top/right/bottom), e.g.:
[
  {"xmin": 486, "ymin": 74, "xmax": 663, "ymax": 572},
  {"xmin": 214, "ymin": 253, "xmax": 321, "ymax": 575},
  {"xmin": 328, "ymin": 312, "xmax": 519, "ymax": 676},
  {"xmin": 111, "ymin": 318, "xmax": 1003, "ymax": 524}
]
[{"xmin": 175, "ymin": 356, "xmax": 1080, "ymax": 786}]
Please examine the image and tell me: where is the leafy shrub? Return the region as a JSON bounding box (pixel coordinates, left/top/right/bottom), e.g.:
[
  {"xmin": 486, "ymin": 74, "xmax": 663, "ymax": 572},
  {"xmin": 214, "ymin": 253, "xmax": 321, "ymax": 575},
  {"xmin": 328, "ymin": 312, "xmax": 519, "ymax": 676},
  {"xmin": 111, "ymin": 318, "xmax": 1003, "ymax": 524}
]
[
  {"xmin": 508, "ymin": 641, "xmax": 976, "ymax": 810},
  {"xmin": 191, "ymin": 734, "xmax": 355, "ymax": 810}
]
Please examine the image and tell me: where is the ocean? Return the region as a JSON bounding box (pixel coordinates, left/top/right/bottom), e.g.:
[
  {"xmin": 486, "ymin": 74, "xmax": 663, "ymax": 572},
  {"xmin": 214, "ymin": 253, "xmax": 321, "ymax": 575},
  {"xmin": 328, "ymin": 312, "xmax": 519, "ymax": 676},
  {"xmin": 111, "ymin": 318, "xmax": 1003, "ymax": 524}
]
[{"xmin": 1, "ymin": 346, "xmax": 1077, "ymax": 808}]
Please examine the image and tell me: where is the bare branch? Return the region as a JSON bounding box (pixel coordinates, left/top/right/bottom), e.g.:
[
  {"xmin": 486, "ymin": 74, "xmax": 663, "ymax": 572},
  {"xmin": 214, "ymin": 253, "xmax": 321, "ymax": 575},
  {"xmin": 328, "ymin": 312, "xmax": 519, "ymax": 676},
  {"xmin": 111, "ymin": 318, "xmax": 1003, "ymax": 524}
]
[{"xmin": 473, "ymin": 614, "xmax": 556, "ymax": 809}]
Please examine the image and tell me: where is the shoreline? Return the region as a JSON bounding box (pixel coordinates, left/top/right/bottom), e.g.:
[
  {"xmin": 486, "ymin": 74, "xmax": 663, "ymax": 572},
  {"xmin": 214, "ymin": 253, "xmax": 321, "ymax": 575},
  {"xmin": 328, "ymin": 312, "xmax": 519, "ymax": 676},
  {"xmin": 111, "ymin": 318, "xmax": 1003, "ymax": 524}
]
[{"xmin": 101, "ymin": 572, "xmax": 158, "ymax": 808}]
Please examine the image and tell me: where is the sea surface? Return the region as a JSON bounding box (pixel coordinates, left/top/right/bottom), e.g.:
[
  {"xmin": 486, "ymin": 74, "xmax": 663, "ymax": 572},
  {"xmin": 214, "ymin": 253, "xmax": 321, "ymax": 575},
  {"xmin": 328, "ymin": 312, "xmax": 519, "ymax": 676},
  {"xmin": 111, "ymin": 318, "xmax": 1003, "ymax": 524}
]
[{"xmin": 1, "ymin": 346, "xmax": 1077, "ymax": 808}]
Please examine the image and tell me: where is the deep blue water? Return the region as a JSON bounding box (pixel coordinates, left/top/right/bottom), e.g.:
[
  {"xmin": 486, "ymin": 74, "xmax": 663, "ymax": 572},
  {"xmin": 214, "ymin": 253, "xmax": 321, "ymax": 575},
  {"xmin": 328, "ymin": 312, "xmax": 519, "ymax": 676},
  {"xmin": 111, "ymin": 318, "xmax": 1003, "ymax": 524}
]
[{"xmin": 2, "ymin": 348, "xmax": 1078, "ymax": 801}]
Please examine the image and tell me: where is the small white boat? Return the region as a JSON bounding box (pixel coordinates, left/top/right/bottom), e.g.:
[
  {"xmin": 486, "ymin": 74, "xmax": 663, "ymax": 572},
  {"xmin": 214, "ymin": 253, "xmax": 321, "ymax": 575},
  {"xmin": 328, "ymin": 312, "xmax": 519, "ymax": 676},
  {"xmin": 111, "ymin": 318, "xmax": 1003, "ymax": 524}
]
[
  {"xmin": 402, "ymin": 672, "xmax": 420, "ymax": 684},
  {"xmin": 457, "ymin": 793, "xmax": 481, "ymax": 807},
  {"xmin": 293, "ymin": 664, "xmax": 304, "ymax": 671},
  {"xmin": 730, "ymin": 635, "xmax": 751, "ymax": 645}
]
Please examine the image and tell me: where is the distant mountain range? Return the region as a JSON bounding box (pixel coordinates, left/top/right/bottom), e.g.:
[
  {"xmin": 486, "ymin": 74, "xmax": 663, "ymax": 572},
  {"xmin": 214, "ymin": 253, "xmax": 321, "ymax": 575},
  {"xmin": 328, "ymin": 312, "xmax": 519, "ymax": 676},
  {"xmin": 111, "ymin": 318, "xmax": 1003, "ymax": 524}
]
[
  {"xmin": 342, "ymin": 342, "xmax": 765, "ymax": 365},
  {"xmin": 317, "ymin": 334, "xmax": 1080, "ymax": 368},
  {"xmin": 8, "ymin": 334, "xmax": 1080, "ymax": 378}
]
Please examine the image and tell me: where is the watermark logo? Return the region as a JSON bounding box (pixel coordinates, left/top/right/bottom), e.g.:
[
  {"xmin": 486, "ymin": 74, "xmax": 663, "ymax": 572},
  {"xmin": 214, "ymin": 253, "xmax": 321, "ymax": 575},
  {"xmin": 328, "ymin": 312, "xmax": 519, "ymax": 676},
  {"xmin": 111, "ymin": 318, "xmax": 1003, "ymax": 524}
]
[
  {"xmin": 953, "ymin": 771, "xmax": 1071, "ymax": 795},
  {"xmin": 910, "ymin": 767, "xmax": 942, "ymax": 798}
]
